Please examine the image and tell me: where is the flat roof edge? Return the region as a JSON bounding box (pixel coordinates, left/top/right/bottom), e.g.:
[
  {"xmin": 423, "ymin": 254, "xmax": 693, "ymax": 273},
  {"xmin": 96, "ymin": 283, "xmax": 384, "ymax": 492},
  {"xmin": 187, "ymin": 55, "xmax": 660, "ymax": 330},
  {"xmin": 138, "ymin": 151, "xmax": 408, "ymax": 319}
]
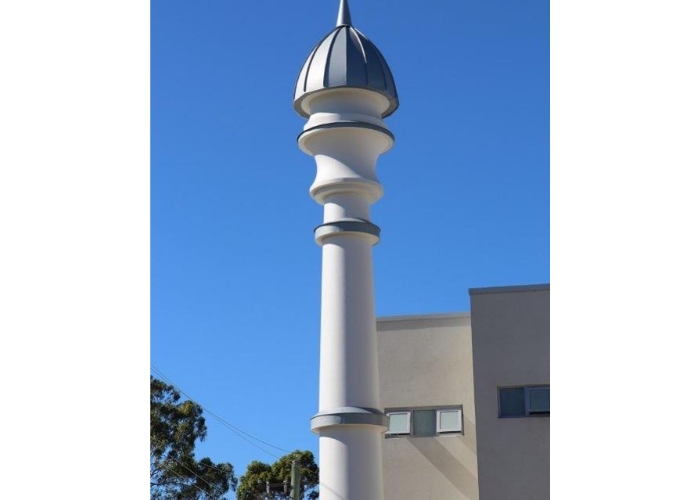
[
  {"xmin": 377, "ymin": 312, "xmax": 470, "ymax": 322},
  {"xmin": 468, "ymin": 283, "xmax": 550, "ymax": 295}
]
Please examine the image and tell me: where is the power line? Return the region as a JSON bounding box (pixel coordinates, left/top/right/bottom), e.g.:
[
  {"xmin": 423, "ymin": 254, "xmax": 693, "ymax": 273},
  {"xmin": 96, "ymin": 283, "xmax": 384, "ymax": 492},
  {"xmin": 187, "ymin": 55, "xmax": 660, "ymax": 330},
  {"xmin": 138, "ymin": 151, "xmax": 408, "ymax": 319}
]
[
  {"xmin": 166, "ymin": 468, "xmax": 214, "ymax": 497},
  {"xmin": 152, "ymin": 459, "xmax": 217, "ymax": 497},
  {"xmin": 150, "ymin": 364, "xmax": 287, "ymax": 457},
  {"xmin": 150, "ymin": 364, "xmax": 291, "ymax": 459},
  {"xmin": 172, "ymin": 457, "xmax": 217, "ymax": 491}
]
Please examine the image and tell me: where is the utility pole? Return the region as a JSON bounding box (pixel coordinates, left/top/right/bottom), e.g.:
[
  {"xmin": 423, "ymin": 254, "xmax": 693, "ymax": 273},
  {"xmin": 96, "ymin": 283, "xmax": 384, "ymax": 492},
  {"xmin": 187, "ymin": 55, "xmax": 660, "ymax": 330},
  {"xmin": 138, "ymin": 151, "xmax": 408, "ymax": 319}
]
[{"xmin": 290, "ymin": 459, "xmax": 300, "ymax": 500}]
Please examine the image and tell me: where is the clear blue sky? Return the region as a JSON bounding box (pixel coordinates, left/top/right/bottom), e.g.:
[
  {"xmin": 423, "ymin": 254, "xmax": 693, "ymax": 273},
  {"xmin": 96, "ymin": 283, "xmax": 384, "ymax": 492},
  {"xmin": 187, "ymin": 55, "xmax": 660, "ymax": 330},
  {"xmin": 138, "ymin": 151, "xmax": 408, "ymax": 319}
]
[{"xmin": 151, "ymin": 0, "xmax": 549, "ymax": 487}]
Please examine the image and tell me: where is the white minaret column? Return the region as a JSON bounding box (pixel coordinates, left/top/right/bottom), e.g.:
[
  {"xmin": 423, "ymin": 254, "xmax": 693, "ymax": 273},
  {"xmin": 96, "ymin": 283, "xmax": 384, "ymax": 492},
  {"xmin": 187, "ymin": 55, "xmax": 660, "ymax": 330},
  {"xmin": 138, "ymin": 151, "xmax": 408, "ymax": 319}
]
[
  {"xmin": 301, "ymin": 90, "xmax": 391, "ymax": 499},
  {"xmin": 293, "ymin": 2, "xmax": 399, "ymax": 499}
]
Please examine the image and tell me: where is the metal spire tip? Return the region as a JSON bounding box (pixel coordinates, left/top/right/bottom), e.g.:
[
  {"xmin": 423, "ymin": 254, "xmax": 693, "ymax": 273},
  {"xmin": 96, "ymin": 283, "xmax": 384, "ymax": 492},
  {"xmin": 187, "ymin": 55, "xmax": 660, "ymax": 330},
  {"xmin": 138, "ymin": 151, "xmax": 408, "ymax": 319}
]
[{"xmin": 337, "ymin": 0, "xmax": 352, "ymax": 26}]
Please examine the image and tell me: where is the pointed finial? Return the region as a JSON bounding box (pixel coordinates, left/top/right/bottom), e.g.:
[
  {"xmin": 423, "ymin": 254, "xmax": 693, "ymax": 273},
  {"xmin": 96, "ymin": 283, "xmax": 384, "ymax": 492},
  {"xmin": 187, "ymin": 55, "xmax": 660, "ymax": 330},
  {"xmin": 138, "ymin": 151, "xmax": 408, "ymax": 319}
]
[{"xmin": 337, "ymin": 0, "xmax": 352, "ymax": 26}]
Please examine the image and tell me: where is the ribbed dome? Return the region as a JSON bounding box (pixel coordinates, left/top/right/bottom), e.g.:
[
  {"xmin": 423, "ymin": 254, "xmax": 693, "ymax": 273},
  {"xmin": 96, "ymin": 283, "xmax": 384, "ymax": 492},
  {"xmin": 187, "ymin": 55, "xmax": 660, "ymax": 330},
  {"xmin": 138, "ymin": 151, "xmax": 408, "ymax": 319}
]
[{"xmin": 293, "ymin": 4, "xmax": 399, "ymax": 118}]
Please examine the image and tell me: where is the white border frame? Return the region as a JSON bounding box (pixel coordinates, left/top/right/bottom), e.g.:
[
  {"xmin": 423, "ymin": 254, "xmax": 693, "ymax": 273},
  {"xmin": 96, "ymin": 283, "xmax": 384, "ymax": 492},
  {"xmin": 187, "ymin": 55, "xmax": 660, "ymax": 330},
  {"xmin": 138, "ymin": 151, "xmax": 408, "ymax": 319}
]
[
  {"xmin": 386, "ymin": 411, "xmax": 411, "ymax": 435},
  {"xmin": 436, "ymin": 408, "xmax": 463, "ymax": 433}
]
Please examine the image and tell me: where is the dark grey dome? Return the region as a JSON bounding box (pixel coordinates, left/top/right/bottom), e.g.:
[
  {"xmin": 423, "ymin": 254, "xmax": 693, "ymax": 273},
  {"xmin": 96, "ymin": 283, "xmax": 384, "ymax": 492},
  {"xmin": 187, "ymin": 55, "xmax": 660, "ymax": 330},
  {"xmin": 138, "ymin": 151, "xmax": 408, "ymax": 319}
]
[{"xmin": 293, "ymin": 1, "xmax": 399, "ymax": 118}]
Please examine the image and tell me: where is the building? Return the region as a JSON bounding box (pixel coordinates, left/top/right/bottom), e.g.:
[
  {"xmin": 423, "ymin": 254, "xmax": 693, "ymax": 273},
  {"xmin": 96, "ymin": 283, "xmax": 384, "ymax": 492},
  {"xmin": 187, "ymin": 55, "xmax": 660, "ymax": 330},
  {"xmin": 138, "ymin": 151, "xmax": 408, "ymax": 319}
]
[
  {"xmin": 378, "ymin": 284, "xmax": 550, "ymax": 500},
  {"xmin": 292, "ymin": 2, "xmax": 548, "ymax": 499}
]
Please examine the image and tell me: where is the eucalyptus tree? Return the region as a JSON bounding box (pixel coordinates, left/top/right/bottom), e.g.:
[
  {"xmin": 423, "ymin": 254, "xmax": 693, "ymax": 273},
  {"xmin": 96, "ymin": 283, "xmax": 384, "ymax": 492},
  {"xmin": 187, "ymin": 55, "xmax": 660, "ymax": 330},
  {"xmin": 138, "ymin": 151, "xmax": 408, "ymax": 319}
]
[{"xmin": 150, "ymin": 376, "xmax": 237, "ymax": 500}]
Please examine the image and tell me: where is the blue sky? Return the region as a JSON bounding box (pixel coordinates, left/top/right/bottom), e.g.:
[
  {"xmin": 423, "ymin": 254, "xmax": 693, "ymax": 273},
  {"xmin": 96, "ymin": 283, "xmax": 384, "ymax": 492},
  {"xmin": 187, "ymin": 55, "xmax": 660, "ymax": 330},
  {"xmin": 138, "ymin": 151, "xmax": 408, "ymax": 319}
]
[{"xmin": 151, "ymin": 0, "xmax": 548, "ymax": 486}]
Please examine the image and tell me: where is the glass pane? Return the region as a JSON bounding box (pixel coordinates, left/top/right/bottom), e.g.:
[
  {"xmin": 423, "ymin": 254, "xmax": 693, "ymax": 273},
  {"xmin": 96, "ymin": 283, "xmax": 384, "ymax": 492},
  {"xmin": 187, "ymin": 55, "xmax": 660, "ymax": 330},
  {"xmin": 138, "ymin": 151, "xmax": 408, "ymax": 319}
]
[
  {"xmin": 438, "ymin": 410, "xmax": 461, "ymax": 432},
  {"xmin": 413, "ymin": 410, "xmax": 436, "ymax": 436},
  {"xmin": 528, "ymin": 387, "xmax": 550, "ymax": 413},
  {"xmin": 499, "ymin": 387, "xmax": 526, "ymax": 417},
  {"xmin": 388, "ymin": 412, "xmax": 410, "ymax": 434}
]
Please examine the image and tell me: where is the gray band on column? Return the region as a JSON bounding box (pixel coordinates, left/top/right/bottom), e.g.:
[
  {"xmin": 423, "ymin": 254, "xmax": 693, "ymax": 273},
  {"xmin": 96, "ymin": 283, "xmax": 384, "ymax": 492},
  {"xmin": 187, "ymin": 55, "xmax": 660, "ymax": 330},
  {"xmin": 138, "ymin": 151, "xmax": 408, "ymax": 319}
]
[
  {"xmin": 314, "ymin": 218, "xmax": 380, "ymax": 244},
  {"xmin": 298, "ymin": 121, "xmax": 395, "ymax": 143},
  {"xmin": 311, "ymin": 406, "xmax": 389, "ymax": 433}
]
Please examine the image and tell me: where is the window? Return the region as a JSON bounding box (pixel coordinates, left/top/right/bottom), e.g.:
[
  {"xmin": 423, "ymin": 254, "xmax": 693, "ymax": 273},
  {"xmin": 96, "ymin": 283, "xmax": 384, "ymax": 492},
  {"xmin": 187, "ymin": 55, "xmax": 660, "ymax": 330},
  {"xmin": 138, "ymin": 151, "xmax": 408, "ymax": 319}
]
[
  {"xmin": 385, "ymin": 407, "xmax": 463, "ymax": 437},
  {"xmin": 437, "ymin": 409, "xmax": 462, "ymax": 433},
  {"xmin": 412, "ymin": 409, "xmax": 437, "ymax": 436},
  {"xmin": 527, "ymin": 386, "xmax": 550, "ymax": 414},
  {"xmin": 498, "ymin": 385, "xmax": 550, "ymax": 418},
  {"xmin": 386, "ymin": 411, "xmax": 410, "ymax": 435}
]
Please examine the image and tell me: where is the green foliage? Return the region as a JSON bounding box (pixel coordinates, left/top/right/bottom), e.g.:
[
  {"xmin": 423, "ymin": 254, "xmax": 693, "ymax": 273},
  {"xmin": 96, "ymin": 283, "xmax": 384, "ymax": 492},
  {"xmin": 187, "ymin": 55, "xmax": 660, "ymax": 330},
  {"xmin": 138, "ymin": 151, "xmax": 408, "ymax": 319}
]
[
  {"xmin": 151, "ymin": 376, "xmax": 238, "ymax": 500},
  {"xmin": 236, "ymin": 451, "xmax": 319, "ymax": 500}
]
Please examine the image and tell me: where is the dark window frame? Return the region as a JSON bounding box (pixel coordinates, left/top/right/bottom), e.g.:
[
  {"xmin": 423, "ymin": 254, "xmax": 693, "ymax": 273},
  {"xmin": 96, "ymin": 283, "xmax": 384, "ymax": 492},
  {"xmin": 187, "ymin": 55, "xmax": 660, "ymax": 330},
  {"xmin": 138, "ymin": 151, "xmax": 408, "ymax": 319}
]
[
  {"xmin": 384, "ymin": 405, "xmax": 464, "ymax": 438},
  {"xmin": 497, "ymin": 385, "xmax": 550, "ymax": 418}
]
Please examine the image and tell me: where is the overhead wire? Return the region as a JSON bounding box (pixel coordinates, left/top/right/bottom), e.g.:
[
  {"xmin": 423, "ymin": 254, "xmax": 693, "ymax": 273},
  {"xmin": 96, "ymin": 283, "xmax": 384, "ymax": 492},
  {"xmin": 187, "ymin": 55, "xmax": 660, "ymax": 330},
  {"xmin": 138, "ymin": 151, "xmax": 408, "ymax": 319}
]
[
  {"xmin": 167, "ymin": 468, "xmax": 215, "ymax": 497},
  {"xmin": 150, "ymin": 364, "xmax": 291, "ymax": 459},
  {"xmin": 150, "ymin": 365, "xmax": 320, "ymax": 483},
  {"xmin": 152, "ymin": 458, "xmax": 217, "ymax": 497},
  {"xmin": 171, "ymin": 457, "xmax": 218, "ymax": 491}
]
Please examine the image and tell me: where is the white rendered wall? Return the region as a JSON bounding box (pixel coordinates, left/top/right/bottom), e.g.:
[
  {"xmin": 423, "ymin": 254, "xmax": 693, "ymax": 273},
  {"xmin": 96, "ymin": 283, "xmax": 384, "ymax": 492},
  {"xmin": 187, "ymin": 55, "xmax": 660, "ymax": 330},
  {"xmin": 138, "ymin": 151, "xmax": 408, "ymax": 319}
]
[
  {"xmin": 377, "ymin": 314, "xmax": 479, "ymax": 500},
  {"xmin": 318, "ymin": 236, "xmax": 380, "ymax": 409},
  {"xmin": 319, "ymin": 428, "xmax": 384, "ymax": 500}
]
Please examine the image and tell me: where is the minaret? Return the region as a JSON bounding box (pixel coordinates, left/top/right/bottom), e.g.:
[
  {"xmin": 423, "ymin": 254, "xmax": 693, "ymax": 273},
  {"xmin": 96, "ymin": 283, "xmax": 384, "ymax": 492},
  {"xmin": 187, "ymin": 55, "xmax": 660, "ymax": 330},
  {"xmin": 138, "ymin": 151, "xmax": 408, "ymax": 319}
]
[{"xmin": 293, "ymin": 1, "xmax": 399, "ymax": 499}]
